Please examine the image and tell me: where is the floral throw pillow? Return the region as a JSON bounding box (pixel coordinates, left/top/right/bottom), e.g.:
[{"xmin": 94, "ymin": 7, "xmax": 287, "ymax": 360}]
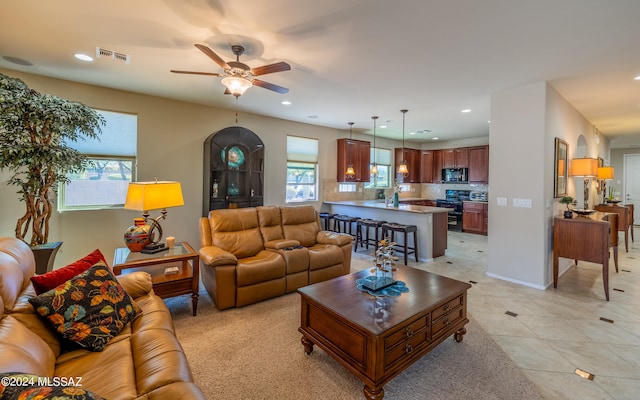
[
  {"xmin": 0, "ymin": 372, "xmax": 104, "ymax": 399},
  {"xmin": 29, "ymin": 262, "xmax": 139, "ymax": 352}
]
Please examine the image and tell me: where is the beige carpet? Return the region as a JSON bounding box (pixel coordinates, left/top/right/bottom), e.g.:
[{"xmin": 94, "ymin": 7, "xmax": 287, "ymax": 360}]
[{"xmin": 166, "ymin": 284, "xmax": 545, "ymax": 400}]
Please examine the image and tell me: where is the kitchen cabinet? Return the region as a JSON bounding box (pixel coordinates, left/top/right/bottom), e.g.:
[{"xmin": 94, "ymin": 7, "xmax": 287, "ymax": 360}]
[
  {"xmin": 468, "ymin": 145, "xmax": 489, "ymax": 183},
  {"xmin": 432, "ymin": 150, "xmax": 443, "ymax": 183},
  {"xmin": 337, "ymin": 138, "xmax": 371, "ymax": 182},
  {"xmin": 395, "ymin": 148, "xmax": 421, "ymax": 183},
  {"xmin": 442, "ymin": 147, "xmax": 469, "ymax": 169},
  {"xmin": 462, "ymin": 201, "xmax": 487, "ymax": 235},
  {"xmin": 203, "ymin": 126, "xmax": 264, "ymax": 215},
  {"xmin": 419, "ymin": 150, "xmax": 434, "ymax": 183}
]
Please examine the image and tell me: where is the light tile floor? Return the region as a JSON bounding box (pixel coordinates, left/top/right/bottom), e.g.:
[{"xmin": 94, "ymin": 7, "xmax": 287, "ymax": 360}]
[{"xmin": 353, "ymin": 229, "xmax": 640, "ymax": 399}]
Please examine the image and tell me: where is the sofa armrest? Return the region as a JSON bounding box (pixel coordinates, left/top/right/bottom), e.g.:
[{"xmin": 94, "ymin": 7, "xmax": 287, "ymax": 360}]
[
  {"xmin": 199, "ymin": 246, "xmax": 238, "ymax": 267},
  {"xmin": 116, "ymin": 271, "xmax": 153, "ymax": 299},
  {"xmin": 264, "ymin": 239, "xmax": 300, "ymax": 250},
  {"xmin": 316, "ymin": 231, "xmax": 353, "ymax": 246}
]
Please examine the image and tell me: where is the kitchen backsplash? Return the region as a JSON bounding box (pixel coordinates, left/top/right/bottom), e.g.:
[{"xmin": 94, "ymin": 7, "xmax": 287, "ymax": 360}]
[{"xmin": 323, "ymin": 179, "xmax": 488, "ymax": 202}]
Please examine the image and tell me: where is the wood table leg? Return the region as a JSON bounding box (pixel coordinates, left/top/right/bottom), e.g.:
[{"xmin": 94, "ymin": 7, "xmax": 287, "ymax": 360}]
[
  {"xmin": 603, "ymin": 259, "xmax": 609, "ymax": 301},
  {"xmin": 454, "ymin": 327, "xmax": 467, "ymax": 343},
  {"xmin": 301, "ymin": 336, "xmax": 314, "ymax": 355},
  {"xmin": 363, "ymin": 385, "xmax": 384, "ymax": 400},
  {"xmin": 191, "ymin": 292, "xmax": 199, "ymax": 316}
]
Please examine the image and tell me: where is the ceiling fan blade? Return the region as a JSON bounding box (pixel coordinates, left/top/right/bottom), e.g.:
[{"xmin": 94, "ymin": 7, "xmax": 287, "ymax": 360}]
[
  {"xmin": 251, "ymin": 61, "xmax": 291, "ymax": 76},
  {"xmin": 253, "ymin": 79, "xmax": 289, "ymax": 94},
  {"xmin": 194, "ymin": 44, "xmax": 229, "ymax": 69},
  {"xmin": 170, "ymin": 70, "xmax": 221, "ymax": 76}
]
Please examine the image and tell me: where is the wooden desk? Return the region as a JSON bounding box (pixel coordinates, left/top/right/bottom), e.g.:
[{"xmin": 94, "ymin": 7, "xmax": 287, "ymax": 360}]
[
  {"xmin": 595, "ymin": 204, "xmax": 630, "ymax": 252},
  {"xmin": 553, "ymin": 213, "xmax": 618, "ymax": 300}
]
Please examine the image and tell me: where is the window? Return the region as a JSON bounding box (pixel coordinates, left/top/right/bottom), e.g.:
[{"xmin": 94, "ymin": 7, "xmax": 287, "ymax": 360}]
[
  {"xmin": 365, "ymin": 147, "xmax": 391, "ymax": 188},
  {"xmin": 338, "ymin": 183, "xmax": 356, "ymax": 192},
  {"xmin": 58, "ymin": 110, "xmax": 137, "ymax": 211},
  {"xmin": 286, "ymin": 136, "xmax": 318, "ymax": 202}
]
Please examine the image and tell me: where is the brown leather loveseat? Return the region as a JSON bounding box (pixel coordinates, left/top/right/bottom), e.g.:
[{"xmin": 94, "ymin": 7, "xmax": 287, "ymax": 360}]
[
  {"xmin": 198, "ymin": 205, "xmax": 353, "ymax": 310},
  {"xmin": 0, "ymin": 237, "xmax": 205, "ymax": 399}
]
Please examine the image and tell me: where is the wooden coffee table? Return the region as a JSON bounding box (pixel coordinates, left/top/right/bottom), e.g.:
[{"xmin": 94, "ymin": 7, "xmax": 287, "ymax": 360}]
[
  {"xmin": 297, "ymin": 265, "xmax": 471, "ymax": 400},
  {"xmin": 112, "ymin": 242, "xmax": 199, "ymax": 316}
]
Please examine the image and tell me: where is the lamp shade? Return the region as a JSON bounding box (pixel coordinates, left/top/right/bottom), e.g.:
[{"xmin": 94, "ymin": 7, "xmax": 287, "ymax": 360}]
[
  {"xmin": 221, "ymin": 76, "xmax": 253, "ymax": 96},
  {"xmin": 597, "ymin": 166, "xmax": 614, "ymax": 180},
  {"xmin": 124, "ymin": 181, "xmax": 184, "ymax": 212},
  {"xmin": 571, "ymin": 158, "xmax": 598, "ymax": 177}
]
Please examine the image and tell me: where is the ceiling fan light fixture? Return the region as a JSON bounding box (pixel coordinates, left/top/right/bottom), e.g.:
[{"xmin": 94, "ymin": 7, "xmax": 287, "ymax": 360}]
[{"xmin": 221, "ymin": 75, "xmax": 253, "ymax": 97}]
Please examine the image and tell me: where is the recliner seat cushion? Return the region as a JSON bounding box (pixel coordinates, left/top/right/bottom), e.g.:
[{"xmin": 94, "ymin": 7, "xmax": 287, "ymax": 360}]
[
  {"xmin": 236, "ymin": 250, "xmax": 286, "ymax": 287},
  {"xmin": 308, "ymin": 244, "xmax": 343, "ymax": 270}
]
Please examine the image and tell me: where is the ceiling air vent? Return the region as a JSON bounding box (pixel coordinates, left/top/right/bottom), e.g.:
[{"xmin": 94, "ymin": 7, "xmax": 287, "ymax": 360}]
[{"xmin": 95, "ymin": 47, "xmax": 131, "ymax": 64}]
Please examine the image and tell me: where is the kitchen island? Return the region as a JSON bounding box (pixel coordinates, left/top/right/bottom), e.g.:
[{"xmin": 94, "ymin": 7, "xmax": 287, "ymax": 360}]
[{"xmin": 324, "ymin": 200, "xmax": 449, "ymax": 261}]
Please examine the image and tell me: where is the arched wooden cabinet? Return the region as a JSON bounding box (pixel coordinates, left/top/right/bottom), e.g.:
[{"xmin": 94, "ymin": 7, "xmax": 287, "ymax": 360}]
[{"xmin": 203, "ymin": 126, "xmax": 264, "ymax": 215}]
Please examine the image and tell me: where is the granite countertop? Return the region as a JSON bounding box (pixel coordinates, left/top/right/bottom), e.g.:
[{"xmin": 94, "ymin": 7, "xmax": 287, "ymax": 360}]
[{"xmin": 324, "ymin": 200, "xmax": 449, "ymax": 214}]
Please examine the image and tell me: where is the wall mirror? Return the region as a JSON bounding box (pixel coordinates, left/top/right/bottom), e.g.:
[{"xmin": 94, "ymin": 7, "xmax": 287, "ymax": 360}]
[{"xmin": 554, "ymin": 138, "xmax": 568, "ymax": 197}]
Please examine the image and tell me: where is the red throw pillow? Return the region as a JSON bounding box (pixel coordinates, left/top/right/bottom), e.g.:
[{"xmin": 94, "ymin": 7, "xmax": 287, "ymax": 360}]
[{"xmin": 30, "ymin": 249, "xmax": 107, "ymax": 294}]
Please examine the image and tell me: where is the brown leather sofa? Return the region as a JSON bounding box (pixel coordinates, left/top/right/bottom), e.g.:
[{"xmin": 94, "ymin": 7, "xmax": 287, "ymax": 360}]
[
  {"xmin": 199, "ymin": 205, "xmax": 353, "ymax": 310},
  {"xmin": 0, "ymin": 237, "xmax": 205, "ymax": 400}
]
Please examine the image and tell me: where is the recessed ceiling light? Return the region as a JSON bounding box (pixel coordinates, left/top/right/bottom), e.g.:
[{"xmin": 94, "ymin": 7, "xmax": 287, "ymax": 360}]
[
  {"xmin": 432, "ymin": 137, "xmax": 439, "ymax": 140},
  {"xmin": 635, "ymin": 75, "xmax": 640, "ymax": 81},
  {"xmin": 281, "ymin": 100, "xmax": 291, "ymax": 105},
  {"xmin": 74, "ymin": 53, "xmax": 93, "ymax": 62},
  {"xmin": 380, "ymin": 125, "xmax": 387, "ymax": 129},
  {"xmin": 461, "ymin": 109, "xmax": 472, "ymax": 113},
  {"xmin": 409, "ymin": 131, "xmax": 416, "ymax": 135}
]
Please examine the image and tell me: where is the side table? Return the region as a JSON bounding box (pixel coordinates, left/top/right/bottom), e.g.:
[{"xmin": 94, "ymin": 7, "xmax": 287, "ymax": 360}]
[{"xmin": 113, "ymin": 242, "xmax": 199, "ymax": 316}]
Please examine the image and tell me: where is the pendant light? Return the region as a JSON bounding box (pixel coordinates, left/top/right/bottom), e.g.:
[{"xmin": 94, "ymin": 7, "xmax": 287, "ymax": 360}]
[
  {"xmin": 370, "ymin": 116, "xmax": 379, "ymax": 176},
  {"xmin": 397, "ymin": 109, "xmax": 409, "ymax": 177},
  {"xmin": 345, "ymin": 122, "xmax": 356, "ymax": 179}
]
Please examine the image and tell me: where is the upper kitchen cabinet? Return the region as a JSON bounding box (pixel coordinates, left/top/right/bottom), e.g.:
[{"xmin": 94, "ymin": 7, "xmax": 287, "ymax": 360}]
[
  {"xmin": 468, "ymin": 145, "xmax": 489, "ymax": 183},
  {"xmin": 442, "ymin": 147, "xmax": 469, "ymax": 168},
  {"xmin": 420, "ymin": 149, "xmax": 443, "ymax": 183},
  {"xmin": 394, "ymin": 147, "xmax": 421, "ymax": 183},
  {"xmin": 337, "ymin": 138, "xmax": 371, "ymax": 182}
]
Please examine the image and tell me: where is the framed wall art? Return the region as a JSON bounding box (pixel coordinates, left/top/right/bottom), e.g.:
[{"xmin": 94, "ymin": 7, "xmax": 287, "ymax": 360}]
[{"xmin": 554, "ymin": 138, "xmax": 568, "ymax": 197}]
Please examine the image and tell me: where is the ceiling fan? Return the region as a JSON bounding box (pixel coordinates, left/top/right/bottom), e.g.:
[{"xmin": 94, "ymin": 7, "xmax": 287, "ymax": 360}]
[{"xmin": 171, "ymin": 44, "xmax": 291, "ymax": 97}]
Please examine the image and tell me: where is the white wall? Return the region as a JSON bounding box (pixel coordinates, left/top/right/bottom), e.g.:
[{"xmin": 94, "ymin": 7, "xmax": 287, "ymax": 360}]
[
  {"xmin": 488, "ymin": 80, "xmax": 610, "ymax": 289},
  {"xmin": 0, "ymin": 69, "xmax": 341, "ymax": 268}
]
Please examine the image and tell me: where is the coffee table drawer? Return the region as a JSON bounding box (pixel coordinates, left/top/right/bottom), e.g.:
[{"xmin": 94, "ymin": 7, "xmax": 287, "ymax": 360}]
[
  {"xmin": 432, "ymin": 306, "xmax": 464, "ymax": 338},
  {"xmin": 384, "ymin": 316, "xmax": 428, "ymax": 350},
  {"xmin": 432, "ymin": 295, "xmax": 464, "ymax": 320},
  {"xmin": 384, "ymin": 326, "xmax": 429, "ymax": 368}
]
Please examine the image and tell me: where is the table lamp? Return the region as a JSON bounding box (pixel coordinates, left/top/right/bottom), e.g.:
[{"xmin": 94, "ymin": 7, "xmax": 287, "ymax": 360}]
[
  {"xmin": 597, "ymin": 166, "xmax": 615, "ymax": 204},
  {"xmin": 124, "ymin": 180, "xmax": 184, "ymax": 253},
  {"xmin": 571, "ymin": 158, "xmax": 598, "ymax": 210}
]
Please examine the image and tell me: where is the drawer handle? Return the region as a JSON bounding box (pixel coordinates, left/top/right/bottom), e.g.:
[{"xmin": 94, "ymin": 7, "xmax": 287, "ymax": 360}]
[
  {"xmin": 443, "ymin": 317, "xmax": 450, "ymax": 326},
  {"xmin": 442, "ymin": 304, "xmax": 450, "ymax": 312},
  {"xmin": 405, "ymin": 327, "xmax": 414, "ymax": 338},
  {"xmin": 405, "ymin": 343, "xmax": 413, "ymax": 354}
]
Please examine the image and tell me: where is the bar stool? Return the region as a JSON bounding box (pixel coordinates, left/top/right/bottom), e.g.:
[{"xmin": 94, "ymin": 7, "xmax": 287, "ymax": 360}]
[
  {"xmin": 381, "ymin": 223, "xmax": 419, "ymax": 265},
  {"xmin": 355, "ymin": 219, "xmax": 387, "ymax": 252},
  {"xmin": 333, "ymin": 215, "xmax": 360, "ymax": 238},
  {"xmin": 318, "ymin": 212, "xmax": 336, "ymax": 231}
]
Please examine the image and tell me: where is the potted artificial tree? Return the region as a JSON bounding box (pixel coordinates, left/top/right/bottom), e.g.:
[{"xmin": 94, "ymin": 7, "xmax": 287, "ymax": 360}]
[
  {"xmin": 0, "ymin": 73, "xmax": 104, "ymax": 273},
  {"xmin": 559, "ymin": 196, "xmax": 577, "ymax": 218}
]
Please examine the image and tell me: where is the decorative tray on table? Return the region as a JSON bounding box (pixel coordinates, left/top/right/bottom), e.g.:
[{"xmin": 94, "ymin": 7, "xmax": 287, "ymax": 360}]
[{"xmin": 572, "ymin": 209, "xmax": 595, "ymax": 216}]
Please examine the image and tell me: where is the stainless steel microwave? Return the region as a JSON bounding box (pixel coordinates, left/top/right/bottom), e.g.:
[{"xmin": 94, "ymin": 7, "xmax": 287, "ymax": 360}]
[{"xmin": 442, "ymin": 168, "xmax": 468, "ymax": 183}]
